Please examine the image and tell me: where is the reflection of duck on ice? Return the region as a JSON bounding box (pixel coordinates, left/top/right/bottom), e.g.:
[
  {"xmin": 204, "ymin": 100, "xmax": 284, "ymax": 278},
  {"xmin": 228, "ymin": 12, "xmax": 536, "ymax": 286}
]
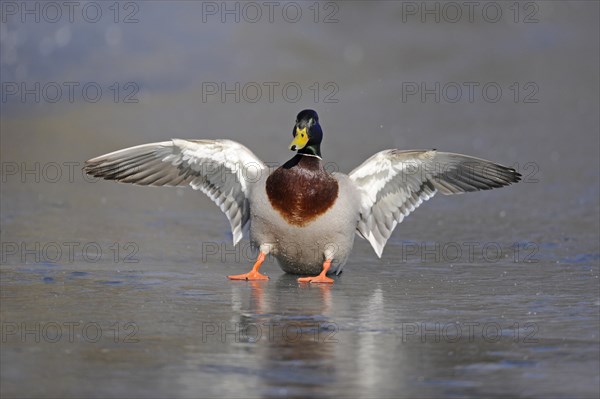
[{"xmin": 228, "ymin": 277, "xmax": 335, "ymax": 346}]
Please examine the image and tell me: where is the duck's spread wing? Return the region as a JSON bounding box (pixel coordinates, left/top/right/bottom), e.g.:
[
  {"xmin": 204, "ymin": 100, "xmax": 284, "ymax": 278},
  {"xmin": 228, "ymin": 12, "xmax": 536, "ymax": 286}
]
[
  {"xmin": 349, "ymin": 150, "xmax": 521, "ymax": 257},
  {"xmin": 84, "ymin": 139, "xmax": 266, "ymax": 245}
]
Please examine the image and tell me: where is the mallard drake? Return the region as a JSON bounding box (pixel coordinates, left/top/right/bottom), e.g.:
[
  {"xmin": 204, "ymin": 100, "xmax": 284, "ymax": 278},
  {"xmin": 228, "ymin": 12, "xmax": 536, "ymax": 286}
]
[{"xmin": 84, "ymin": 109, "xmax": 520, "ymax": 284}]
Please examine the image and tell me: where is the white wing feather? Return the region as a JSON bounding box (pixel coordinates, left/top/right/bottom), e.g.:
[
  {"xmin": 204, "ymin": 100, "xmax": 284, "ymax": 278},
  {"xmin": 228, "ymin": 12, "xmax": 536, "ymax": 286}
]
[
  {"xmin": 349, "ymin": 150, "xmax": 520, "ymax": 257},
  {"xmin": 85, "ymin": 139, "xmax": 266, "ymax": 245}
]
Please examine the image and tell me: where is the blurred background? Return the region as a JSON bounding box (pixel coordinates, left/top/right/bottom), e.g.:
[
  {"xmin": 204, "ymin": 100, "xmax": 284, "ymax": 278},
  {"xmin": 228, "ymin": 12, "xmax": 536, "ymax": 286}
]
[{"xmin": 1, "ymin": 1, "xmax": 599, "ymax": 398}]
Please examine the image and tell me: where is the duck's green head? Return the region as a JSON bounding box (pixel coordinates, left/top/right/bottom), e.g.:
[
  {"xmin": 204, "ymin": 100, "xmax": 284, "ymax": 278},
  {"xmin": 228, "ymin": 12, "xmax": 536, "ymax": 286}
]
[{"xmin": 289, "ymin": 109, "xmax": 323, "ymax": 158}]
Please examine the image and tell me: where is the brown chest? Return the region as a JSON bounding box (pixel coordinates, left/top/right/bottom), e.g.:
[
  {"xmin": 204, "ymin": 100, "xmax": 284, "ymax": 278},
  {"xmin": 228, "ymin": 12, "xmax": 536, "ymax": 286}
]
[{"xmin": 266, "ymin": 157, "xmax": 339, "ymax": 227}]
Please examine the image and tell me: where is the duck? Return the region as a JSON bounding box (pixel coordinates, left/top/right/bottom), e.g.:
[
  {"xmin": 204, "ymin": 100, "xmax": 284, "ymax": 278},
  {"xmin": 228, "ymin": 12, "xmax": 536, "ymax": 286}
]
[{"xmin": 84, "ymin": 109, "xmax": 520, "ymax": 284}]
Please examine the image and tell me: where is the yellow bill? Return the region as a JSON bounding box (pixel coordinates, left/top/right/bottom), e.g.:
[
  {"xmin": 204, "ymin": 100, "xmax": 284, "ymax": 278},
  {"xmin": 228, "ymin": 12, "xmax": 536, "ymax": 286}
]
[{"xmin": 290, "ymin": 127, "xmax": 309, "ymax": 151}]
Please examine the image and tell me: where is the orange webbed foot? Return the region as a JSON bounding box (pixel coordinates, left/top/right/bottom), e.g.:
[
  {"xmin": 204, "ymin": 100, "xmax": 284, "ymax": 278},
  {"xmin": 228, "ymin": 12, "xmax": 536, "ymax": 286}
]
[
  {"xmin": 298, "ymin": 274, "xmax": 334, "ymax": 284},
  {"xmin": 228, "ymin": 271, "xmax": 269, "ymax": 281},
  {"xmin": 297, "ymin": 259, "xmax": 335, "ymax": 284},
  {"xmin": 227, "ymin": 251, "xmax": 269, "ymax": 281}
]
